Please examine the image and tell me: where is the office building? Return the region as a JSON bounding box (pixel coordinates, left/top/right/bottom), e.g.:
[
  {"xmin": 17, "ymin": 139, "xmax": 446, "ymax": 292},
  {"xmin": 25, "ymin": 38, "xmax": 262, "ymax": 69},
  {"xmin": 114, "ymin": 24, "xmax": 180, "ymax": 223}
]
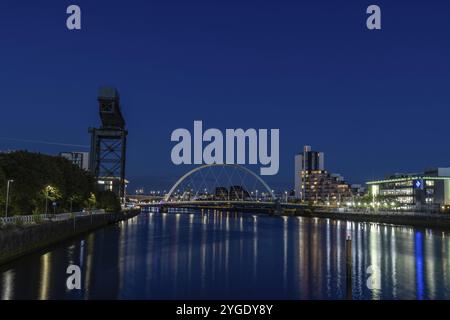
[
  {"xmin": 367, "ymin": 168, "xmax": 450, "ymax": 211},
  {"xmin": 350, "ymin": 184, "xmax": 367, "ymax": 197},
  {"xmin": 97, "ymin": 178, "xmax": 130, "ymax": 196}
]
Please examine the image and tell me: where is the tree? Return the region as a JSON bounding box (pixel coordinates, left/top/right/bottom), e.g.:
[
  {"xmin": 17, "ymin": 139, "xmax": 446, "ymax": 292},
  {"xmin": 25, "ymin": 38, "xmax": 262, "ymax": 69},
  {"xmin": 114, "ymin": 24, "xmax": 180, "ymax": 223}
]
[
  {"xmin": 96, "ymin": 191, "xmax": 121, "ymax": 212},
  {"xmin": 41, "ymin": 185, "xmax": 62, "ymax": 214},
  {"xmin": 0, "ymin": 151, "xmax": 116, "ymax": 215},
  {"xmin": 68, "ymin": 194, "xmax": 82, "ymax": 213},
  {"xmin": 86, "ymin": 193, "xmax": 97, "ymax": 210}
]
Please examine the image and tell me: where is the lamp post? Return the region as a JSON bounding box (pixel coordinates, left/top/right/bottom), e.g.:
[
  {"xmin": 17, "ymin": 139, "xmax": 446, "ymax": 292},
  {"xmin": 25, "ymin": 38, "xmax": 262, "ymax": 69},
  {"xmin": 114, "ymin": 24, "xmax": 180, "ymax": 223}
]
[
  {"xmin": 5, "ymin": 179, "xmax": 14, "ymax": 217},
  {"xmin": 45, "ymin": 192, "xmax": 48, "ymax": 215},
  {"xmin": 44, "ymin": 185, "xmax": 53, "ymax": 215}
]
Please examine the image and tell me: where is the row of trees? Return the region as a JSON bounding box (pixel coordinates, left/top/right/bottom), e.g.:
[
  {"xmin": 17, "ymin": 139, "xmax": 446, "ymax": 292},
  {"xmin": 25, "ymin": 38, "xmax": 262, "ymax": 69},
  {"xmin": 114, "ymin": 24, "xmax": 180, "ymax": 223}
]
[{"xmin": 0, "ymin": 151, "xmax": 121, "ymax": 216}]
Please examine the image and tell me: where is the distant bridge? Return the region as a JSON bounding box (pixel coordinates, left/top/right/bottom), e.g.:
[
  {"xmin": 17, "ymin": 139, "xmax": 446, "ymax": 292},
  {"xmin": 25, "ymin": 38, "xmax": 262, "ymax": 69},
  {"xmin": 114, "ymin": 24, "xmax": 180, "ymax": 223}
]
[
  {"xmin": 136, "ymin": 164, "xmax": 311, "ymax": 214},
  {"xmin": 164, "ymin": 163, "xmax": 276, "ymax": 202},
  {"xmin": 139, "ymin": 199, "xmax": 312, "ymax": 215}
]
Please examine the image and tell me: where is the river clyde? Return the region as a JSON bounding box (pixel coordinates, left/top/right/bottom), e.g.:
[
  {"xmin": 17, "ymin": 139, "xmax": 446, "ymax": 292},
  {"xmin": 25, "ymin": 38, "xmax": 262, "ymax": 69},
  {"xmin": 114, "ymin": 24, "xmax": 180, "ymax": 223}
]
[{"xmin": 1, "ymin": 209, "xmax": 450, "ymax": 300}]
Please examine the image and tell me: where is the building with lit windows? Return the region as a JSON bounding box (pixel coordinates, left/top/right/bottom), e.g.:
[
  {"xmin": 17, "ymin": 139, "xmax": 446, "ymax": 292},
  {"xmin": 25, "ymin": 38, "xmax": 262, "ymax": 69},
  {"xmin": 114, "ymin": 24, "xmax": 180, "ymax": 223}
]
[
  {"xmin": 97, "ymin": 178, "xmax": 130, "ymax": 197},
  {"xmin": 301, "ymin": 170, "xmax": 352, "ymax": 204},
  {"xmin": 294, "ymin": 145, "xmax": 324, "ymax": 199},
  {"xmin": 294, "ymin": 145, "xmax": 352, "ymax": 204},
  {"xmin": 366, "ymin": 168, "xmax": 450, "ymax": 212}
]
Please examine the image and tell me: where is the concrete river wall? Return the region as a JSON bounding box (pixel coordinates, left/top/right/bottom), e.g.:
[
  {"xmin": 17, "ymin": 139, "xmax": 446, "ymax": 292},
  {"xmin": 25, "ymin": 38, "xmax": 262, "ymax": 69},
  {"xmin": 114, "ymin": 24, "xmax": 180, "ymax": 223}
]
[
  {"xmin": 0, "ymin": 210, "xmax": 139, "ymax": 265},
  {"xmin": 296, "ymin": 210, "xmax": 450, "ymax": 230}
]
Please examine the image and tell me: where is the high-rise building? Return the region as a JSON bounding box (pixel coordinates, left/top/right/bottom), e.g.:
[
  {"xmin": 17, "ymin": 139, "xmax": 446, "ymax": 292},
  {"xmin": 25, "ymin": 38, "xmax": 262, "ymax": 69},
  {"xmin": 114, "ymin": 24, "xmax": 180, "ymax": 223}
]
[
  {"xmin": 294, "ymin": 145, "xmax": 352, "ymax": 204},
  {"xmin": 60, "ymin": 152, "xmax": 89, "ymax": 171},
  {"xmin": 294, "ymin": 146, "xmax": 324, "ymax": 199}
]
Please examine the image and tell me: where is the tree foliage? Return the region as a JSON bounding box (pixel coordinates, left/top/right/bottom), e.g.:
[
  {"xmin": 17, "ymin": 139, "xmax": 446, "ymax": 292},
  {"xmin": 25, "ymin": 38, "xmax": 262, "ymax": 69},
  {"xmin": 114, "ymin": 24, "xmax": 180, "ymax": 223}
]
[
  {"xmin": 0, "ymin": 151, "xmax": 121, "ymax": 215},
  {"xmin": 96, "ymin": 191, "xmax": 121, "ymax": 212}
]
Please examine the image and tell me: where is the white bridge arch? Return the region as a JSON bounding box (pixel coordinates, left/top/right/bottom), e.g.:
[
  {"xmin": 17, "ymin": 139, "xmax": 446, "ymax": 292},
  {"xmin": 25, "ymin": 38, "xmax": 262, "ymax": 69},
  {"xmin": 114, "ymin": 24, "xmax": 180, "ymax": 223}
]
[{"xmin": 164, "ymin": 164, "xmax": 276, "ymax": 202}]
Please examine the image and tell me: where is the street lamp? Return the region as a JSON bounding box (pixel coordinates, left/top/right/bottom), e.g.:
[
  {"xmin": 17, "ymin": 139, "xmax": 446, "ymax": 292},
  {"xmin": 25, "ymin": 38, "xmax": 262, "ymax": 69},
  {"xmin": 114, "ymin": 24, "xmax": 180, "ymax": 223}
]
[
  {"xmin": 44, "ymin": 185, "xmax": 55, "ymax": 215},
  {"xmin": 45, "ymin": 186, "xmax": 50, "ymax": 215},
  {"xmin": 5, "ymin": 179, "xmax": 14, "ymax": 217}
]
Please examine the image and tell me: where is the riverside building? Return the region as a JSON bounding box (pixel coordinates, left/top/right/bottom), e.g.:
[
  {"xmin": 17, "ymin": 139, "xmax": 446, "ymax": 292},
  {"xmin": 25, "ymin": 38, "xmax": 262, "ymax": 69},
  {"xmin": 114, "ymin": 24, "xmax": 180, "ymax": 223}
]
[
  {"xmin": 294, "ymin": 145, "xmax": 352, "ymax": 204},
  {"xmin": 366, "ymin": 168, "xmax": 450, "ymax": 212}
]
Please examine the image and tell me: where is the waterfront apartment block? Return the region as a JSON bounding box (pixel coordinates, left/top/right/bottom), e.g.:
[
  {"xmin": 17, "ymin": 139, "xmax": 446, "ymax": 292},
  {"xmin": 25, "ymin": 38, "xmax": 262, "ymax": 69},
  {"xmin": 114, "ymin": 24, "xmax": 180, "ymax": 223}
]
[
  {"xmin": 301, "ymin": 170, "xmax": 352, "ymax": 204},
  {"xmin": 367, "ymin": 168, "xmax": 450, "ymax": 212},
  {"xmin": 294, "ymin": 145, "xmax": 352, "ymax": 203},
  {"xmin": 294, "ymin": 145, "xmax": 324, "ymax": 199}
]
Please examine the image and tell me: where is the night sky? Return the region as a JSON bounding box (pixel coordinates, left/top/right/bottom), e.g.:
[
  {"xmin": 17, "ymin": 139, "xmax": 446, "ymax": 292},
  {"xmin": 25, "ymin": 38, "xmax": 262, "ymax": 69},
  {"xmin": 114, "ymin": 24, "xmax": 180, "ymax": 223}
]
[{"xmin": 1, "ymin": 0, "xmax": 449, "ymax": 192}]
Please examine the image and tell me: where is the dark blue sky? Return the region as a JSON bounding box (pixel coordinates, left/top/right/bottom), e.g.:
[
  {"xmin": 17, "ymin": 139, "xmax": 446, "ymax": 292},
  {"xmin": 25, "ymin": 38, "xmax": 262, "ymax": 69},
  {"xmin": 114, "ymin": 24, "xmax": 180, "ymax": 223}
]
[{"xmin": 1, "ymin": 0, "xmax": 449, "ymax": 192}]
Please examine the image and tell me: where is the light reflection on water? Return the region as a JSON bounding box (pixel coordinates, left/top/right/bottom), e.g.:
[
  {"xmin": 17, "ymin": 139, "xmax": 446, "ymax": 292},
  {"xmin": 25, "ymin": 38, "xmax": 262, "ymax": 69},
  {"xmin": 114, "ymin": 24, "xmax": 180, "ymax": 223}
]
[{"xmin": 1, "ymin": 210, "xmax": 450, "ymax": 300}]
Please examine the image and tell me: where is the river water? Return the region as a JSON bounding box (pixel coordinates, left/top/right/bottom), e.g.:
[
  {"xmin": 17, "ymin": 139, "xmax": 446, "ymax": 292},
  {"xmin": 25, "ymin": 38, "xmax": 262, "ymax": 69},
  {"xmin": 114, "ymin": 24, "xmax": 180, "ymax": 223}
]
[{"xmin": 1, "ymin": 209, "xmax": 450, "ymax": 300}]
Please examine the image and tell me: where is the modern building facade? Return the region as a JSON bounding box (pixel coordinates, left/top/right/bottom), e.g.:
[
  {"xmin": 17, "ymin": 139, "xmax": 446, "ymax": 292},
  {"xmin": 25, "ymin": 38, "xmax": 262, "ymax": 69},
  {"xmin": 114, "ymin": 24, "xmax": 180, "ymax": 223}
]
[
  {"xmin": 367, "ymin": 168, "xmax": 450, "ymax": 211},
  {"xmin": 294, "ymin": 145, "xmax": 352, "ymax": 204},
  {"xmin": 294, "ymin": 145, "xmax": 324, "ymax": 199},
  {"xmin": 302, "ymin": 170, "xmax": 352, "ymax": 204},
  {"xmin": 60, "ymin": 152, "xmax": 89, "ymax": 171}
]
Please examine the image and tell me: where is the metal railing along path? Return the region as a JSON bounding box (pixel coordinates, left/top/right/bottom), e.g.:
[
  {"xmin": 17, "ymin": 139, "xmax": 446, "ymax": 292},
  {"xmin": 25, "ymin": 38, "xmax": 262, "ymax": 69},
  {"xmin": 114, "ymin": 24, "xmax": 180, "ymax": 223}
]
[{"xmin": 0, "ymin": 210, "xmax": 106, "ymax": 226}]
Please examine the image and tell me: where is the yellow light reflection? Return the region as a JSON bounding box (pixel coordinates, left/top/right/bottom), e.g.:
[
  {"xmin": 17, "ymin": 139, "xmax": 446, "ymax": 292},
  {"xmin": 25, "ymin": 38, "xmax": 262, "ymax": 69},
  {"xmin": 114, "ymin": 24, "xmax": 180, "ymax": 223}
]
[
  {"xmin": 39, "ymin": 252, "xmax": 52, "ymax": 300},
  {"xmin": 1, "ymin": 270, "xmax": 15, "ymax": 300}
]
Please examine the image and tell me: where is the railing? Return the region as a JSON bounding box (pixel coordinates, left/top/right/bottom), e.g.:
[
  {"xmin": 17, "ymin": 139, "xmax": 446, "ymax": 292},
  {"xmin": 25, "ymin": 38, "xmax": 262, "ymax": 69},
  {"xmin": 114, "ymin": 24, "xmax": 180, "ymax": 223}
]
[{"xmin": 0, "ymin": 209, "xmax": 106, "ymax": 226}]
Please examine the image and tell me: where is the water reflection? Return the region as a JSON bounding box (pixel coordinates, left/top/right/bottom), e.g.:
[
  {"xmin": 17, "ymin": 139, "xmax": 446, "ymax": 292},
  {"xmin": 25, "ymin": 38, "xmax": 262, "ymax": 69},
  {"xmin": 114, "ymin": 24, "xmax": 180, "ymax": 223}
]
[
  {"xmin": 39, "ymin": 252, "xmax": 51, "ymax": 300},
  {"xmin": 1, "ymin": 270, "xmax": 14, "ymax": 300},
  {"xmin": 1, "ymin": 210, "xmax": 450, "ymax": 299}
]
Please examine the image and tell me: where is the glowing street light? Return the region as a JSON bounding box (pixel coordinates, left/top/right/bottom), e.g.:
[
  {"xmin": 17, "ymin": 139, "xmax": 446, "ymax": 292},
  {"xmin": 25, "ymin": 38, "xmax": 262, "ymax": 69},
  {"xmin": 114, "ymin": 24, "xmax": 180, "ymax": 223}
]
[{"xmin": 43, "ymin": 185, "xmax": 59, "ymax": 215}]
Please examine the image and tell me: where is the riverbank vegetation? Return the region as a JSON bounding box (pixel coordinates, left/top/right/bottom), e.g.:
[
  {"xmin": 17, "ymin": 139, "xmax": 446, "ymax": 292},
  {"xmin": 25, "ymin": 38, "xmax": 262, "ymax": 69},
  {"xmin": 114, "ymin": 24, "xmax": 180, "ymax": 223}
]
[{"xmin": 0, "ymin": 151, "xmax": 121, "ymax": 216}]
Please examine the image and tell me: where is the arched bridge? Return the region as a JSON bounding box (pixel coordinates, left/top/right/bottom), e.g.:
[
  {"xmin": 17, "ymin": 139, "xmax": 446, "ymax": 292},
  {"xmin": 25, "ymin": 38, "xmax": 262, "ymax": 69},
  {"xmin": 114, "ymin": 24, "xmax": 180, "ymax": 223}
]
[
  {"xmin": 135, "ymin": 164, "xmax": 314, "ymax": 214},
  {"xmin": 164, "ymin": 164, "xmax": 276, "ymax": 202},
  {"xmin": 141, "ymin": 164, "xmax": 293, "ymax": 214}
]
